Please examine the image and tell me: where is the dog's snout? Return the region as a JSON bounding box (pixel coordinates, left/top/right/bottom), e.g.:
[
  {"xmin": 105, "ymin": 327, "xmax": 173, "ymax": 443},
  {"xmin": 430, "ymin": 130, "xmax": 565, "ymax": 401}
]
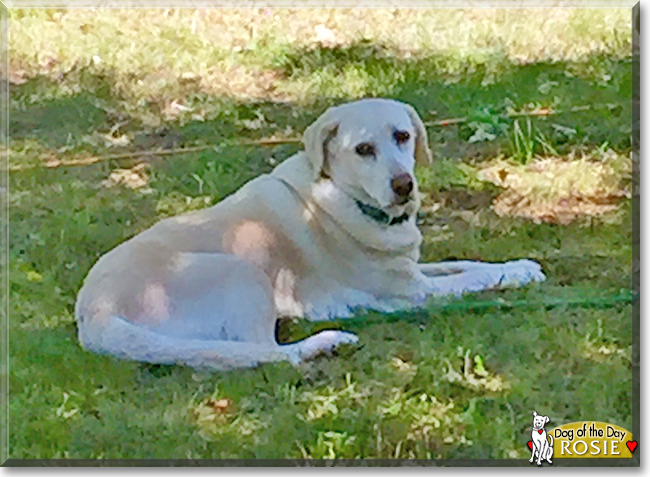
[{"xmin": 391, "ymin": 173, "xmax": 414, "ymax": 198}]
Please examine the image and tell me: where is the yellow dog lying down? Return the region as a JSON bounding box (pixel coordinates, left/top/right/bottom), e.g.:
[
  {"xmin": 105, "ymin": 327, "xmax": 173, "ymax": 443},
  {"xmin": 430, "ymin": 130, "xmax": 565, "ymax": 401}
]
[{"xmin": 75, "ymin": 98, "xmax": 545, "ymax": 370}]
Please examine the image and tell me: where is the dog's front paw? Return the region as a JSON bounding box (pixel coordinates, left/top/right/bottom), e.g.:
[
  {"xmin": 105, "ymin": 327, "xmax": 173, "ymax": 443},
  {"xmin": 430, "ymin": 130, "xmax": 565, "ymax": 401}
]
[{"xmin": 499, "ymin": 259, "xmax": 546, "ymax": 287}]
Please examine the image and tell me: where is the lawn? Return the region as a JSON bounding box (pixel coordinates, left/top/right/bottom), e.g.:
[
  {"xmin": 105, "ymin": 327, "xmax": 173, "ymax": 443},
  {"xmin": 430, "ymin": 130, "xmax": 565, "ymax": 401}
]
[{"xmin": 5, "ymin": 8, "xmax": 634, "ymax": 461}]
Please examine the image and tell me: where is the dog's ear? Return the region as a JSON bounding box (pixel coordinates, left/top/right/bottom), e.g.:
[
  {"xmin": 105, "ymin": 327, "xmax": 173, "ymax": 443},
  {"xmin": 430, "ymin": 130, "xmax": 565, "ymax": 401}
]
[
  {"xmin": 302, "ymin": 107, "xmax": 340, "ymax": 180},
  {"xmin": 545, "ymin": 416, "xmax": 550, "ymax": 424},
  {"xmin": 404, "ymin": 103, "xmax": 432, "ymax": 166},
  {"xmin": 533, "ymin": 411, "xmax": 538, "ymax": 417}
]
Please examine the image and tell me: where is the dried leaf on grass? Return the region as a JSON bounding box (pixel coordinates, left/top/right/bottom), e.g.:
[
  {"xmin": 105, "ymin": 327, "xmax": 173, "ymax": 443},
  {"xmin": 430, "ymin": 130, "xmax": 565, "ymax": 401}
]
[
  {"xmin": 205, "ymin": 398, "xmax": 233, "ymax": 413},
  {"xmin": 192, "ymin": 395, "xmax": 266, "ymax": 442},
  {"xmin": 101, "ymin": 163, "xmax": 151, "ymax": 191}
]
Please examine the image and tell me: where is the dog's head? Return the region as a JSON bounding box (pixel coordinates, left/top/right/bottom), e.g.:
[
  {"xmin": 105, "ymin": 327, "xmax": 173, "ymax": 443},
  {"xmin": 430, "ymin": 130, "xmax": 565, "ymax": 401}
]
[
  {"xmin": 302, "ymin": 98, "xmax": 431, "ymax": 217},
  {"xmin": 532, "ymin": 411, "xmax": 550, "ymax": 431}
]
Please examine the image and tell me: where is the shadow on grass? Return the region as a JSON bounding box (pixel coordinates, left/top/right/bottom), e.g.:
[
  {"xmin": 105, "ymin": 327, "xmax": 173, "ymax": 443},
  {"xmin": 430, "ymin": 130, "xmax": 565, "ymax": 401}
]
[
  {"xmin": 10, "ymin": 40, "xmax": 632, "ymax": 158},
  {"xmin": 271, "ymin": 40, "xmax": 631, "ymax": 154}
]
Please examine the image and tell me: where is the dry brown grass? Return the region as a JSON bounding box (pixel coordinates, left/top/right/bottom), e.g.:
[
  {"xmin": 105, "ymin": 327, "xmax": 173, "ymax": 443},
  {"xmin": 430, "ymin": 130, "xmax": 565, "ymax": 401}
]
[{"xmin": 479, "ymin": 151, "xmax": 632, "ymax": 224}]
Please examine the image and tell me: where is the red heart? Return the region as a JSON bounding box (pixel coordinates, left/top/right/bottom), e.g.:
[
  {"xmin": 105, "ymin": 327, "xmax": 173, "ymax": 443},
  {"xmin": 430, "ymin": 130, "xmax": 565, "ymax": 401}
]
[
  {"xmin": 527, "ymin": 441, "xmax": 533, "ymax": 450},
  {"xmin": 626, "ymin": 441, "xmax": 637, "ymax": 453},
  {"xmin": 538, "ymin": 429, "xmax": 543, "ymax": 434}
]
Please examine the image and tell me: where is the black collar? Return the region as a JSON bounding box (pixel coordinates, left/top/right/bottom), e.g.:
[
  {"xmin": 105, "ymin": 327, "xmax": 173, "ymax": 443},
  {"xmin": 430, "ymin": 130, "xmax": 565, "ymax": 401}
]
[{"xmin": 355, "ymin": 199, "xmax": 410, "ymax": 226}]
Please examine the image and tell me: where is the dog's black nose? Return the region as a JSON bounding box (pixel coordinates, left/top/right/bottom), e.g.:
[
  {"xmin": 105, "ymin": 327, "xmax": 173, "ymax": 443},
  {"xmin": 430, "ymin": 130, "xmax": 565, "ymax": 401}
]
[{"xmin": 391, "ymin": 173, "xmax": 414, "ymax": 199}]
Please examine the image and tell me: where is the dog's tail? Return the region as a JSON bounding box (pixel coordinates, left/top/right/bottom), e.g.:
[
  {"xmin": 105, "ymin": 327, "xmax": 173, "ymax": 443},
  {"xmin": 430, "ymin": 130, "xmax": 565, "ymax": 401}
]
[
  {"xmin": 548, "ymin": 434, "xmax": 554, "ymax": 448},
  {"xmin": 79, "ymin": 314, "xmax": 357, "ymax": 370}
]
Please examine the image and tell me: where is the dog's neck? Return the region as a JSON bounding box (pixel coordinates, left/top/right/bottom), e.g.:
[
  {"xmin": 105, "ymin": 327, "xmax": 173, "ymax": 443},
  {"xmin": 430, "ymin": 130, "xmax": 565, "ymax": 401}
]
[
  {"xmin": 354, "ymin": 199, "xmax": 410, "ymax": 226},
  {"xmin": 270, "ymin": 154, "xmax": 423, "ymax": 255}
]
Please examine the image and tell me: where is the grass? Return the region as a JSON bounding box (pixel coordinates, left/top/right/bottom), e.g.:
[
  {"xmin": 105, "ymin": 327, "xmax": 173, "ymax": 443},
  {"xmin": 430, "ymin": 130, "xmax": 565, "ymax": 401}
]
[{"xmin": 6, "ymin": 8, "xmax": 634, "ymax": 460}]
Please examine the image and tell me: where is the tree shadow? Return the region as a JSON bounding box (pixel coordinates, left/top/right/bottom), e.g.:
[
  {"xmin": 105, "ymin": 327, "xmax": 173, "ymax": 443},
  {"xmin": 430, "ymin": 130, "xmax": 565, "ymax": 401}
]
[
  {"xmin": 9, "ymin": 39, "xmax": 632, "ymax": 159},
  {"xmin": 272, "ymin": 39, "xmax": 631, "ymax": 153}
]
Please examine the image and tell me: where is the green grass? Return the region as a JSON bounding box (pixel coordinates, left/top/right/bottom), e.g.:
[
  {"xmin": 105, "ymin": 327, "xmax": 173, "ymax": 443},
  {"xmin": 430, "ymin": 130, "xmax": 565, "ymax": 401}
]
[{"xmin": 6, "ymin": 8, "xmax": 633, "ymax": 460}]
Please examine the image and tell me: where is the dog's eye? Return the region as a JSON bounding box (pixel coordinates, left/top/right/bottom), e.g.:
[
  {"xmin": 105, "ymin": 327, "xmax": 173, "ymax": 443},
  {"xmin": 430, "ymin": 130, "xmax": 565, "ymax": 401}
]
[
  {"xmin": 355, "ymin": 143, "xmax": 376, "ymax": 157},
  {"xmin": 394, "ymin": 130, "xmax": 410, "ymax": 145}
]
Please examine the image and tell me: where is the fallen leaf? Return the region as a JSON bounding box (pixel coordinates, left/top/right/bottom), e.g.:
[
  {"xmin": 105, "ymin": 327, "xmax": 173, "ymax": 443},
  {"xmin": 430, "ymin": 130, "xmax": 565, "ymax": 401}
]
[{"xmin": 205, "ymin": 398, "xmax": 232, "ymax": 414}]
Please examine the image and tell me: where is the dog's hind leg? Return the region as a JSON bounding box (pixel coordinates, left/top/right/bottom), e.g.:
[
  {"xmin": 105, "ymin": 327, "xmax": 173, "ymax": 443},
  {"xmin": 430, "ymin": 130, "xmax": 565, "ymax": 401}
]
[
  {"xmin": 85, "ymin": 315, "xmax": 356, "ymax": 370},
  {"xmin": 77, "ymin": 252, "xmax": 357, "ymax": 370}
]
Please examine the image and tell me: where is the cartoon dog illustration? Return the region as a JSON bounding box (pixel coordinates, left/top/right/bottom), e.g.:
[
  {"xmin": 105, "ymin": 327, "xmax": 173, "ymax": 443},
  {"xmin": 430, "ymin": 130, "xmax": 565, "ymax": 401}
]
[{"xmin": 529, "ymin": 411, "xmax": 554, "ymax": 465}]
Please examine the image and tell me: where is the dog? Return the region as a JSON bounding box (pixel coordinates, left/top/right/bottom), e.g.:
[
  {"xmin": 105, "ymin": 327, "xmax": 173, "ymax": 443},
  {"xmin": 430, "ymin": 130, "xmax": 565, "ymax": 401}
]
[
  {"xmin": 529, "ymin": 411, "xmax": 554, "ymax": 465},
  {"xmin": 75, "ymin": 98, "xmax": 545, "ymax": 370}
]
